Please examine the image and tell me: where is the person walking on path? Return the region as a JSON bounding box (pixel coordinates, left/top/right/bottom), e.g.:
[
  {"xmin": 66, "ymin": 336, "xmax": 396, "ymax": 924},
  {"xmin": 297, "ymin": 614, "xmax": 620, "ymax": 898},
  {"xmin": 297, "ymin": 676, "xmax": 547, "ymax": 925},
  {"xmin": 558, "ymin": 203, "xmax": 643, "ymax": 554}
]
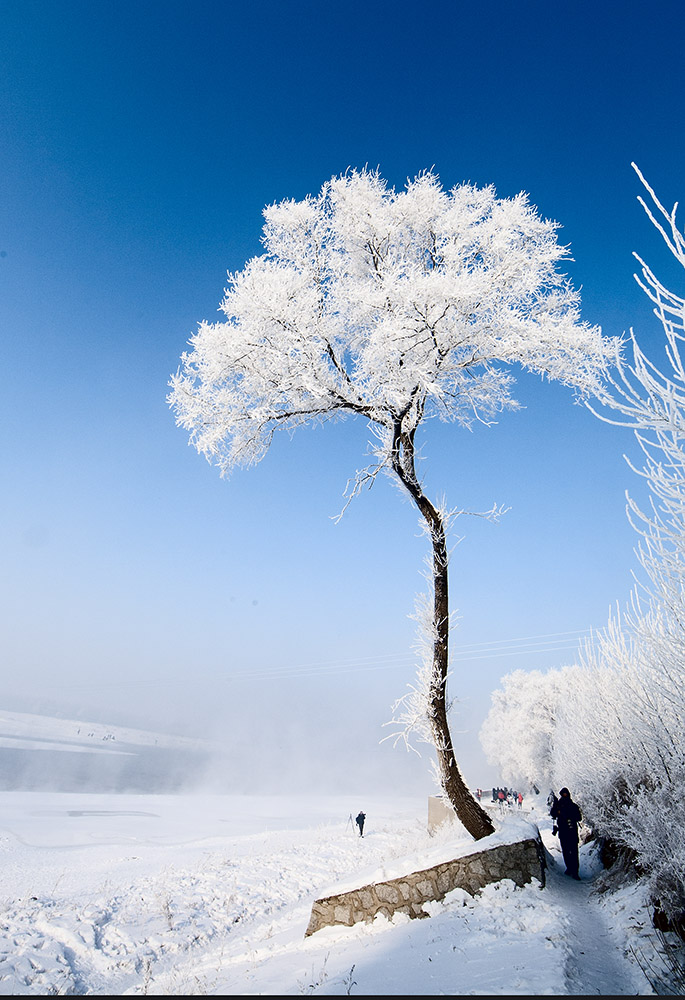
[
  {"xmin": 355, "ymin": 811, "xmax": 366, "ymax": 837},
  {"xmin": 550, "ymin": 787, "xmax": 582, "ymax": 879}
]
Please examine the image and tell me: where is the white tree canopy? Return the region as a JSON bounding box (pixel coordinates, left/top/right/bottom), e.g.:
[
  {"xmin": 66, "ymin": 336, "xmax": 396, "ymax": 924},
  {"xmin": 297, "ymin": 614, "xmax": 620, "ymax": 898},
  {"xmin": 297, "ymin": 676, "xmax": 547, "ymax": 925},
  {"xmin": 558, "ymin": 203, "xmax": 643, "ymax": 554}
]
[{"xmin": 169, "ymin": 169, "xmax": 616, "ymax": 477}]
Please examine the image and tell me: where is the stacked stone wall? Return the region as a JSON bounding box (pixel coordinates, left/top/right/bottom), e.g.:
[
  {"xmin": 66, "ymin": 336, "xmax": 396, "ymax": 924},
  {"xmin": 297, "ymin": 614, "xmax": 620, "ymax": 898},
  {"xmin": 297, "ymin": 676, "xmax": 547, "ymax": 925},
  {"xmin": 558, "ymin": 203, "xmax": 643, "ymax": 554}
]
[{"xmin": 305, "ymin": 835, "xmax": 545, "ymax": 937}]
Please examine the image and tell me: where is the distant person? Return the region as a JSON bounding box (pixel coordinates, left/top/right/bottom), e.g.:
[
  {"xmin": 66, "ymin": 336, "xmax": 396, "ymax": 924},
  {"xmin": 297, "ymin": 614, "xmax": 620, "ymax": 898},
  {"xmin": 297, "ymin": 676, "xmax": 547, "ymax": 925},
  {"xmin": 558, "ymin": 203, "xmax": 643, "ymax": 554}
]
[
  {"xmin": 550, "ymin": 787, "xmax": 582, "ymax": 879},
  {"xmin": 355, "ymin": 811, "xmax": 366, "ymax": 837},
  {"xmin": 518, "ymin": 792, "xmax": 523, "ymax": 810}
]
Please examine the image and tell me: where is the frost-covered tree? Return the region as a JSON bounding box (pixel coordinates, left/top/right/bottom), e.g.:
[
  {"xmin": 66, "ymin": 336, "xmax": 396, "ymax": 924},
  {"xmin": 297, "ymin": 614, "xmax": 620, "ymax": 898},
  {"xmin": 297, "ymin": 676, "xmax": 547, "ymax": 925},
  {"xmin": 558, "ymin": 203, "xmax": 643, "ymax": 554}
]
[
  {"xmin": 169, "ymin": 168, "xmax": 615, "ymax": 840},
  {"xmin": 479, "ymin": 665, "xmax": 582, "ymax": 793}
]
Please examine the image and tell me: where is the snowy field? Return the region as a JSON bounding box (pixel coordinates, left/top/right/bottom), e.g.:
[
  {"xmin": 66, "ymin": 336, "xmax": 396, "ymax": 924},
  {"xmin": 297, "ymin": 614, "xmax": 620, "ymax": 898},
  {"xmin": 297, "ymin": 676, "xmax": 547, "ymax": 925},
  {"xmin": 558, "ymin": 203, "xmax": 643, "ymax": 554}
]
[{"xmin": 0, "ymin": 790, "xmax": 664, "ymax": 995}]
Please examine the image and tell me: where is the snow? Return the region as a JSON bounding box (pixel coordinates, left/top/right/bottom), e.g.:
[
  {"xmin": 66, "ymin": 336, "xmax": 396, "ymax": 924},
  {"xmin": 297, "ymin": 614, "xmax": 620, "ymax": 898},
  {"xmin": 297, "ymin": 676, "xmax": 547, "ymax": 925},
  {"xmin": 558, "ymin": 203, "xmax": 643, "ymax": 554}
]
[
  {"xmin": 0, "ymin": 710, "xmax": 217, "ymax": 753},
  {"xmin": 319, "ymin": 815, "xmax": 538, "ymax": 898},
  {"xmin": 0, "ymin": 790, "xmax": 659, "ymax": 995}
]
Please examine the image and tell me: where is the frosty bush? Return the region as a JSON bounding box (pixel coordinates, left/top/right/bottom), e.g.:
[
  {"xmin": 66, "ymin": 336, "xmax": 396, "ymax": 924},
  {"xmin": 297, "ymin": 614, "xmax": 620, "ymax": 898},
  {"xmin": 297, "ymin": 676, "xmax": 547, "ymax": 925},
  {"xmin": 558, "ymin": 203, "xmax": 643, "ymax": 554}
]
[
  {"xmin": 481, "ymin": 167, "xmax": 685, "ymax": 922},
  {"xmin": 587, "ymin": 169, "xmax": 685, "ymax": 919},
  {"xmin": 486, "ymin": 619, "xmax": 685, "ymax": 919}
]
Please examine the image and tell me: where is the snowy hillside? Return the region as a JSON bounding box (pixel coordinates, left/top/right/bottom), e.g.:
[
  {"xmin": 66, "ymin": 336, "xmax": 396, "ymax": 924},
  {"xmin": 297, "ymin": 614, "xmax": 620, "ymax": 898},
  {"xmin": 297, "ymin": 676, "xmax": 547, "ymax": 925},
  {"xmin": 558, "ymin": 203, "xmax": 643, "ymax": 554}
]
[
  {"xmin": 0, "ymin": 709, "xmax": 218, "ymax": 753},
  {"xmin": 0, "ymin": 710, "xmax": 222, "ymax": 794}
]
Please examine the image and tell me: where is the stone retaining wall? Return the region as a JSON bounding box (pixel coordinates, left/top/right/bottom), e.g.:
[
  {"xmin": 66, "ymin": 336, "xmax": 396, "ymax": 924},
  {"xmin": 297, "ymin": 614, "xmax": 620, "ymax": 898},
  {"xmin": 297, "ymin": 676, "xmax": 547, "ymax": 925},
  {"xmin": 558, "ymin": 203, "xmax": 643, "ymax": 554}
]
[{"xmin": 305, "ymin": 835, "xmax": 545, "ymax": 937}]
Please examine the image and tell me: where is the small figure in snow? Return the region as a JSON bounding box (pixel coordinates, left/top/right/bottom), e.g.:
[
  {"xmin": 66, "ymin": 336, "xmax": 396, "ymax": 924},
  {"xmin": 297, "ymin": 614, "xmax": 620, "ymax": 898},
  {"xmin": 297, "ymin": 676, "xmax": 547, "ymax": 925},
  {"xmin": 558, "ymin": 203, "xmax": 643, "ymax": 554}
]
[
  {"xmin": 550, "ymin": 787, "xmax": 582, "ymax": 880},
  {"xmin": 517, "ymin": 792, "xmax": 523, "ymax": 810},
  {"xmin": 355, "ymin": 811, "xmax": 366, "ymax": 837}
]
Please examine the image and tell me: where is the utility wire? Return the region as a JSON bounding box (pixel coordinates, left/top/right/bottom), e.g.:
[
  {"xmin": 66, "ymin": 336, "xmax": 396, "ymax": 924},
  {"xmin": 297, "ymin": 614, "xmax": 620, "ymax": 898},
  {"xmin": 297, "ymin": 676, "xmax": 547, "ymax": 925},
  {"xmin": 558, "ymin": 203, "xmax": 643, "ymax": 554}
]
[
  {"xmin": 221, "ymin": 629, "xmax": 604, "ymax": 682},
  {"xmin": 36, "ymin": 627, "xmax": 604, "ymax": 690}
]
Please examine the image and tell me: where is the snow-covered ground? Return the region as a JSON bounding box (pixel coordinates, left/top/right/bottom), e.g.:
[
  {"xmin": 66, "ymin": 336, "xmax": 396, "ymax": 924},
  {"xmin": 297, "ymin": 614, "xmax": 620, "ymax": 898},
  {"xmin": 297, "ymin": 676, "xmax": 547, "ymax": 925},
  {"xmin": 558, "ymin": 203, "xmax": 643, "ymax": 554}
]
[{"xmin": 0, "ymin": 789, "xmax": 664, "ymax": 995}]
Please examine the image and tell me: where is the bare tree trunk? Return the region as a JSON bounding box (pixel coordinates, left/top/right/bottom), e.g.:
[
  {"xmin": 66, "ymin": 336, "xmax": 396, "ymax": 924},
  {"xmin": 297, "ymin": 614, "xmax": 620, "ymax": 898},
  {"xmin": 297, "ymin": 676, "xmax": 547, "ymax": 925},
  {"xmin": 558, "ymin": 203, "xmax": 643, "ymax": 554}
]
[
  {"xmin": 426, "ymin": 506, "xmax": 495, "ymax": 840},
  {"xmin": 393, "ymin": 426, "xmax": 494, "ymax": 841}
]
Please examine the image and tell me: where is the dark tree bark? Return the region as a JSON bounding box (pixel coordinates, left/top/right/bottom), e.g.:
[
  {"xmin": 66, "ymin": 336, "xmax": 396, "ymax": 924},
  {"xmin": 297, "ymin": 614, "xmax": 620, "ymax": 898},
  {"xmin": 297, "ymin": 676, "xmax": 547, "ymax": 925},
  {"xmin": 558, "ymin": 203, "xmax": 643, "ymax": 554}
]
[{"xmin": 392, "ymin": 424, "xmax": 495, "ymax": 841}]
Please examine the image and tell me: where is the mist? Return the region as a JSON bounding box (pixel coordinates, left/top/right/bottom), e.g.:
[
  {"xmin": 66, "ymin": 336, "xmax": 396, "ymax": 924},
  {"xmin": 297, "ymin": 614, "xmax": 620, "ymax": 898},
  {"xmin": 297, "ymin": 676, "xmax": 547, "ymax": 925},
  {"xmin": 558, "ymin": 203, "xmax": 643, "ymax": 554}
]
[{"xmin": 0, "ymin": 660, "xmax": 496, "ymax": 799}]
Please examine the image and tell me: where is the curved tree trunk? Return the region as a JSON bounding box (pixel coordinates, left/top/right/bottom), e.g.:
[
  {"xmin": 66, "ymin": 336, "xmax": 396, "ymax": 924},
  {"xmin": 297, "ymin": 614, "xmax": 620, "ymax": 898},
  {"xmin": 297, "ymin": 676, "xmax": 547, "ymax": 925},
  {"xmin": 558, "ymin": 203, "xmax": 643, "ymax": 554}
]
[{"xmin": 392, "ymin": 426, "xmax": 494, "ymax": 841}]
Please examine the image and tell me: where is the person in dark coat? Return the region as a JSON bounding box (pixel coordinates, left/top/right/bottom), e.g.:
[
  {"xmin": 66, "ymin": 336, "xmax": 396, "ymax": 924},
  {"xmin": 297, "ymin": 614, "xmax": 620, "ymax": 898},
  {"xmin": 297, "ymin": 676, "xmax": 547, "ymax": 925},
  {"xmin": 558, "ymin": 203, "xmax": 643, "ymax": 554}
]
[
  {"xmin": 355, "ymin": 811, "xmax": 365, "ymax": 837},
  {"xmin": 550, "ymin": 787, "xmax": 582, "ymax": 879}
]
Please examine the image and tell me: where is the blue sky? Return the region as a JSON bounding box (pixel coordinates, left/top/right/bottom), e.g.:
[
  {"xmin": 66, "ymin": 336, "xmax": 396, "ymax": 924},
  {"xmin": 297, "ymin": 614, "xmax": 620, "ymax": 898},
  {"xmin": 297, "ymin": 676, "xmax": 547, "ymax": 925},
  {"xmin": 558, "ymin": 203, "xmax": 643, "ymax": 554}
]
[{"xmin": 2, "ymin": 0, "xmax": 684, "ymax": 793}]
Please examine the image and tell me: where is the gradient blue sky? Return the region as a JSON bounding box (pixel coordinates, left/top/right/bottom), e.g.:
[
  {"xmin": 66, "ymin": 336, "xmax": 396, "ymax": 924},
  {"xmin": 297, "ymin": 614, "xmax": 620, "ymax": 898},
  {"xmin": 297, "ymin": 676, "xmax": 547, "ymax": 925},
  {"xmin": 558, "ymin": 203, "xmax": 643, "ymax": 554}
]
[{"xmin": 2, "ymin": 0, "xmax": 684, "ymax": 792}]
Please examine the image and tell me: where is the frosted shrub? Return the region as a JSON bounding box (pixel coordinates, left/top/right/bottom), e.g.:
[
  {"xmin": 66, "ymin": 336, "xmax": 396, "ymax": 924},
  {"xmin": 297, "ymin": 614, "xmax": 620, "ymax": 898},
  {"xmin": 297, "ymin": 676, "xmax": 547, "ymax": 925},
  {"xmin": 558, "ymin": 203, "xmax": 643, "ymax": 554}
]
[
  {"xmin": 484, "ymin": 636, "xmax": 685, "ymax": 919},
  {"xmin": 483, "ymin": 168, "xmax": 685, "ymax": 923}
]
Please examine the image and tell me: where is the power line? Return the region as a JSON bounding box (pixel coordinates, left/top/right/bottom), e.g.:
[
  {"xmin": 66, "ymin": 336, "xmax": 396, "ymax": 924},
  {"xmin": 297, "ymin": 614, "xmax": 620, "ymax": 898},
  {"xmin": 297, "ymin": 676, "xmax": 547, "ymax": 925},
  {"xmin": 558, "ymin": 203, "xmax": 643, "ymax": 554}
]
[
  {"xmin": 35, "ymin": 626, "xmax": 605, "ymax": 690},
  {"xmin": 233, "ymin": 626, "xmax": 604, "ymax": 676},
  {"xmin": 231, "ymin": 626, "xmax": 604, "ymax": 677},
  {"xmin": 219, "ymin": 629, "xmax": 604, "ymax": 682}
]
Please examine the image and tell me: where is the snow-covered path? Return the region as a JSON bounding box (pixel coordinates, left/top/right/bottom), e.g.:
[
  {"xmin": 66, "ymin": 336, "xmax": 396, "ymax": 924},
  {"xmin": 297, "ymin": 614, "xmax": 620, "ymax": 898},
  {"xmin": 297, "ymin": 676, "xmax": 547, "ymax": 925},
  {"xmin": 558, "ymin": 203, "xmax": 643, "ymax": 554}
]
[{"xmin": 542, "ymin": 829, "xmax": 648, "ymax": 996}]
